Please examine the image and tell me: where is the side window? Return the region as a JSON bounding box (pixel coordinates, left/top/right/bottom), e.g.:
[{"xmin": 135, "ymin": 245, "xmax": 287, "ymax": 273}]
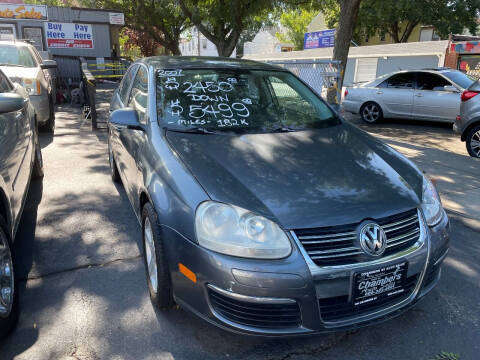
[
  {"xmin": 127, "ymin": 66, "xmax": 148, "ymax": 124},
  {"xmin": 0, "ymin": 71, "xmax": 13, "ymax": 93},
  {"xmin": 379, "ymin": 73, "xmax": 414, "ymax": 89},
  {"xmin": 119, "ymin": 65, "xmax": 138, "ymax": 104},
  {"xmin": 416, "ymin": 73, "xmax": 451, "ymax": 91}
]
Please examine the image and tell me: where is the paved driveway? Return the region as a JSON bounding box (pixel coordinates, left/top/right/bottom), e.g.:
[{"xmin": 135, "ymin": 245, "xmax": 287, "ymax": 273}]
[{"xmin": 0, "ymin": 105, "xmax": 479, "ymax": 360}]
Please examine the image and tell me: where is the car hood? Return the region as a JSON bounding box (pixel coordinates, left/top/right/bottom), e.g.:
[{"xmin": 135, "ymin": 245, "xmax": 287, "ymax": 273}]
[
  {"xmin": 166, "ymin": 123, "xmax": 423, "ymax": 229},
  {"xmin": 0, "ymin": 66, "xmax": 38, "ymax": 81}
]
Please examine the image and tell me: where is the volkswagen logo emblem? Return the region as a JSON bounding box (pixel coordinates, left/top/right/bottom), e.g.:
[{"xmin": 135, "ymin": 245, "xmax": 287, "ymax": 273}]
[{"xmin": 359, "ymin": 222, "xmax": 387, "ymax": 257}]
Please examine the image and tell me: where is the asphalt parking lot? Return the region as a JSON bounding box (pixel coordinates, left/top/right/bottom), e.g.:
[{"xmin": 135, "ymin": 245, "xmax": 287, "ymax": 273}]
[{"xmin": 0, "ymin": 98, "xmax": 479, "ymax": 360}]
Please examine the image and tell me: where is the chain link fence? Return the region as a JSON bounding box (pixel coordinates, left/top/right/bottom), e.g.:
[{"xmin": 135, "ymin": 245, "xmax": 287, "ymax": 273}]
[{"xmin": 266, "ymin": 59, "xmax": 342, "ymax": 109}]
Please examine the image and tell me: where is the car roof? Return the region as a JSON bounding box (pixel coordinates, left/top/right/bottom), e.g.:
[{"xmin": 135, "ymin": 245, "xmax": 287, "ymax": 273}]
[
  {"xmin": 0, "ymin": 40, "xmax": 31, "ymax": 48},
  {"xmin": 139, "ymin": 56, "xmax": 286, "ymax": 72}
]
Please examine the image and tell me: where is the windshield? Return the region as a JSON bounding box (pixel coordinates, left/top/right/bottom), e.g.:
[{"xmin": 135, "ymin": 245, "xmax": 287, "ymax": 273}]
[
  {"xmin": 0, "ymin": 45, "xmax": 36, "ymax": 67},
  {"xmin": 443, "ymin": 71, "xmax": 475, "ymax": 89},
  {"xmin": 156, "ymin": 68, "xmax": 339, "ymax": 133}
]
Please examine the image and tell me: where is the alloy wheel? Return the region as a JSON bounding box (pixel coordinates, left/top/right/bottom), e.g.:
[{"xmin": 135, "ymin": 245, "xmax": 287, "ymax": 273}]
[
  {"xmin": 0, "ymin": 235, "xmax": 13, "ymax": 318},
  {"xmin": 144, "ymin": 218, "xmax": 158, "ymax": 293},
  {"xmin": 470, "ymin": 130, "xmax": 480, "ymax": 157},
  {"xmin": 362, "ymin": 104, "xmax": 380, "ymax": 123}
]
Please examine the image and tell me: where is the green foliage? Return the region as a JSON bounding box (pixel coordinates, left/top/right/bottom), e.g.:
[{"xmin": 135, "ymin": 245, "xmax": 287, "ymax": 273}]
[
  {"xmin": 88, "ymin": 0, "xmax": 188, "ymax": 55},
  {"xmin": 358, "ymin": 0, "xmax": 480, "ymax": 42},
  {"xmin": 318, "ymin": 0, "xmax": 480, "ymax": 43},
  {"xmin": 431, "ymin": 352, "xmax": 461, "ymax": 360},
  {"xmin": 276, "ymin": 8, "xmax": 318, "ymax": 50},
  {"xmin": 179, "ymin": 0, "xmax": 277, "ymax": 56}
]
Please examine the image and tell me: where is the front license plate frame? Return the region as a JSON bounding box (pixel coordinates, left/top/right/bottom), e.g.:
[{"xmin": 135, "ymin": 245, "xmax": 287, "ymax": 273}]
[{"xmin": 352, "ymin": 261, "xmax": 408, "ymax": 307}]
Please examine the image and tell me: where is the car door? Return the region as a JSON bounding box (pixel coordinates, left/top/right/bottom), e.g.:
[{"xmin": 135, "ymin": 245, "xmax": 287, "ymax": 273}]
[
  {"xmin": 109, "ymin": 64, "xmax": 138, "ymax": 180},
  {"xmin": 0, "ymin": 71, "xmax": 30, "ymax": 221},
  {"xmin": 412, "ymin": 72, "xmax": 460, "ymax": 122},
  {"xmin": 119, "ymin": 65, "xmax": 149, "ymax": 204},
  {"xmin": 375, "ymin": 72, "xmax": 415, "ymax": 118}
]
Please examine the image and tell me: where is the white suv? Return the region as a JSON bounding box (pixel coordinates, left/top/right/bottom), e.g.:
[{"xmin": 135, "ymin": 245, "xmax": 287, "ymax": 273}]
[{"xmin": 0, "ymin": 41, "xmax": 57, "ymax": 132}]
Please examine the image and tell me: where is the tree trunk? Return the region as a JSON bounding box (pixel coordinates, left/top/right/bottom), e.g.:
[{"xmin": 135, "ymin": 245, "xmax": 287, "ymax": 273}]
[
  {"xmin": 399, "ymin": 21, "xmax": 419, "ymax": 43},
  {"xmin": 327, "ymin": 0, "xmax": 362, "ymax": 105}
]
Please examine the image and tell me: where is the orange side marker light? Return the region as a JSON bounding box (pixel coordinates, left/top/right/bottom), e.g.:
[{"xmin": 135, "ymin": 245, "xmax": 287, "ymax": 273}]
[{"xmin": 179, "ymin": 263, "xmax": 197, "ymax": 283}]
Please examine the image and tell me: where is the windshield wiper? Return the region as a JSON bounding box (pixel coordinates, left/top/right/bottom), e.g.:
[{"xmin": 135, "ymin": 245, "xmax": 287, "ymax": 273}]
[
  {"xmin": 268, "ymin": 126, "xmax": 298, "ymax": 133},
  {"xmin": 167, "ymin": 127, "xmax": 217, "ymax": 134}
]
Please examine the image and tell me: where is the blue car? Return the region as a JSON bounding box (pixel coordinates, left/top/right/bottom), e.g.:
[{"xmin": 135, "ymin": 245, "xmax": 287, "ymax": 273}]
[{"xmin": 108, "ymin": 57, "xmax": 449, "ymax": 336}]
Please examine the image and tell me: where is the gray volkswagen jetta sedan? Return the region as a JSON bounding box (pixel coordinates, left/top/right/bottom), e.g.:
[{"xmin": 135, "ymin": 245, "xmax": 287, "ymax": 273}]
[{"xmin": 108, "ymin": 57, "xmax": 450, "ymax": 336}]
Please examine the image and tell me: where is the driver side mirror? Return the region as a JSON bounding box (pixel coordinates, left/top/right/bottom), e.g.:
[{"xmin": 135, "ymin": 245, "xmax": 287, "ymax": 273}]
[
  {"xmin": 40, "ymin": 60, "xmax": 57, "ymax": 69},
  {"xmin": 443, "ymin": 85, "xmax": 459, "ymax": 93},
  {"xmin": 0, "ymin": 93, "xmax": 24, "ymax": 114},
  {"xmin": 110, "ymin": 108, "xmax": 143, "ymax": 131}
]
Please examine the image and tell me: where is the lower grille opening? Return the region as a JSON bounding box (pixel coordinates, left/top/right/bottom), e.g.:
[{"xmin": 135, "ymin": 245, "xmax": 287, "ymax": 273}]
[
  {"xmin": 208, "ymin": 288, "xmax": 301, "ymax": 329},
  {"xmin": 319, "ymin": 274, "xmax": 419, "ymax": 322},
  {"xmin": 424, "ymin": 264, "xmax": 440, "ymax": 287}
]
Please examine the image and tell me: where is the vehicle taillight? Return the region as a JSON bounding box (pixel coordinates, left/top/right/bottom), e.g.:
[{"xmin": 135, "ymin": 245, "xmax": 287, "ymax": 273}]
[
  {"xmin": 461, "ymin": 90, "xmax": 479, "ymax": 102},
  {"xmin": 344, "ymin": 88, "xmax": 349, "ymax": 97}
]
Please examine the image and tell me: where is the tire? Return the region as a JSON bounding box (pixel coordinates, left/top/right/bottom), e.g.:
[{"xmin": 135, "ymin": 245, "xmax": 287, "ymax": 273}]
[
  {"xmin": 142, "ymin": 202, "xmax": 174, "ymax": 309},
  {"xmin": 466, "ymin": 124, "xmax": 480, "ymax": 158},
  {"xmin": 41, "ymin": 95, "xmax": 55, "ymax": 133},
  {"xmin": 360, "ymin": 102, "xmax": 383, "ymax": 124},
  {"xmin": 0, "ymin": 215, "xmax": 18, "ymax": 339},
  {"xmin": 32, "ymin": 126, "xmax": 44, "ymax": 179},
  {"xmin": 108, "ymin": 140, "xmax": 121, "ymax": 183}
]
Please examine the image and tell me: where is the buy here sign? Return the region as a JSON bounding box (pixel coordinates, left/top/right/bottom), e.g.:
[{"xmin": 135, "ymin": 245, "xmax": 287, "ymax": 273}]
[{"xmin": 45, "ymin": 22, "xmax": 94, "ymax": 49}]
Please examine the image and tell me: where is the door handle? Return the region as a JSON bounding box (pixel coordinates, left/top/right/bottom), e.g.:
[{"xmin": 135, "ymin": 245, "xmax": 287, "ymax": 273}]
[
  {"xmin": 415, "ymin": 93, "xmax": 423, "ymax": 97},
  {"xmin": 376, "ymin": 91, "xmax": 383, "ymax": 94}
]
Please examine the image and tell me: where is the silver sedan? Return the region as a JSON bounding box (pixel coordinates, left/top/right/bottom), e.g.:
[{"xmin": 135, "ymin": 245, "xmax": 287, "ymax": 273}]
[{"xmin": 343, "ymin": 69, "xmax": 475, "ymax": 124}]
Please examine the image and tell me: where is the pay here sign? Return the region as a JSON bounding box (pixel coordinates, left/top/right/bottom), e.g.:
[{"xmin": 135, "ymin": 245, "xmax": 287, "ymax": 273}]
[{"xmin": 44, "ymin": 22, "xmax": 94, "ymax": 49}]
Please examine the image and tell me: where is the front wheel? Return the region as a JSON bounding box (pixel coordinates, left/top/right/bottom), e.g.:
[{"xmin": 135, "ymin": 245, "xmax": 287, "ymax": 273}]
[
  {"xmin": 0, "ymin": 216, "xmax": 18, "ymax": 339},
  {"xmin": 142, "ymin": 203, "xmax": 174, "ymax": 309},
  {"xmin": 360, "ymin": 102, "xmax": 383, "ymax": 124},
  {"xmin": 466, "ymin": 124, "xmax": 480, "ymax": 158}
]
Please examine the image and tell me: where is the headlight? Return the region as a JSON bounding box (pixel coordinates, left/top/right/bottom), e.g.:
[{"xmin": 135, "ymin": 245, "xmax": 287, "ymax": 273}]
[
  {"xmin": 195, "ymin": 201, "xmax": 292, "ymax": 259},
  {"xmin": 21, "ymin": 78, "xmax": 41, "ymax": 95},
  {"xmin": 421, "ymin": 176, "xmax": 443, "ymax": 226}
]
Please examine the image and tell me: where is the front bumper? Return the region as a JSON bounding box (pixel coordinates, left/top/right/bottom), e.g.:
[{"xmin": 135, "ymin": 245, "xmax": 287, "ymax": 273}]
[{"xmin": 164, "ymin": 210, "xmax": 449, "ymax": 336}]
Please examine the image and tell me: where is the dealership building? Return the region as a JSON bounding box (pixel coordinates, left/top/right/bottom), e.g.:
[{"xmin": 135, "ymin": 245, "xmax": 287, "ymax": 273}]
[{"xmin": 0, "ymin": 2, "xmax": 124, "ymax": 83}]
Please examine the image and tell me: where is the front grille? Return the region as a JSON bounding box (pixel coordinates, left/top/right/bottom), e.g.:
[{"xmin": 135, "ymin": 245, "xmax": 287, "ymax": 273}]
[
  {"xmin": 319, "ymin": 274, "xmax": 419, "ymax": 322},
  {"xmin": 294, "ymin": 209, "xmax": 421, "ymax": 266},
  {"xmin": 208, "ymin": 288, "xmax": 301, "ymax": 329}
]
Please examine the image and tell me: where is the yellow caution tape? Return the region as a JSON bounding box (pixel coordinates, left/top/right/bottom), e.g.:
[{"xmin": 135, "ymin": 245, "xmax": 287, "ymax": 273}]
[{"xmin": 87, "ymin": 62, "xmax": 128, "ymax": 68}]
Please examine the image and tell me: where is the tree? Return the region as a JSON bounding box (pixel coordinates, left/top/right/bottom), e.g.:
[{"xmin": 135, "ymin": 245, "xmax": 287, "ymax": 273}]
[
  {"xmin": 356, "ymin": 0, "xmax": 480, "ymax": 43},
  {"xmin": 92, "ymin": 0, "xmax": 188, "ymax": 55},
  {"xmin": 313, "ymin": 0, "xmax": 362, "ymax": 102},
  {"xmin": 120, "ymin": 28, "xmax": 161, "ymax": 57},
  {"xmin": 323, "ymin": 0, "xmax": 480, "ymax": 44},
  {"xmin": 179, "ymin": 0, "xmax": 276, "ymax": 57},
  {"xmin": 275, "ymin": 8, "xmax": 317, "ymax": 50}
]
